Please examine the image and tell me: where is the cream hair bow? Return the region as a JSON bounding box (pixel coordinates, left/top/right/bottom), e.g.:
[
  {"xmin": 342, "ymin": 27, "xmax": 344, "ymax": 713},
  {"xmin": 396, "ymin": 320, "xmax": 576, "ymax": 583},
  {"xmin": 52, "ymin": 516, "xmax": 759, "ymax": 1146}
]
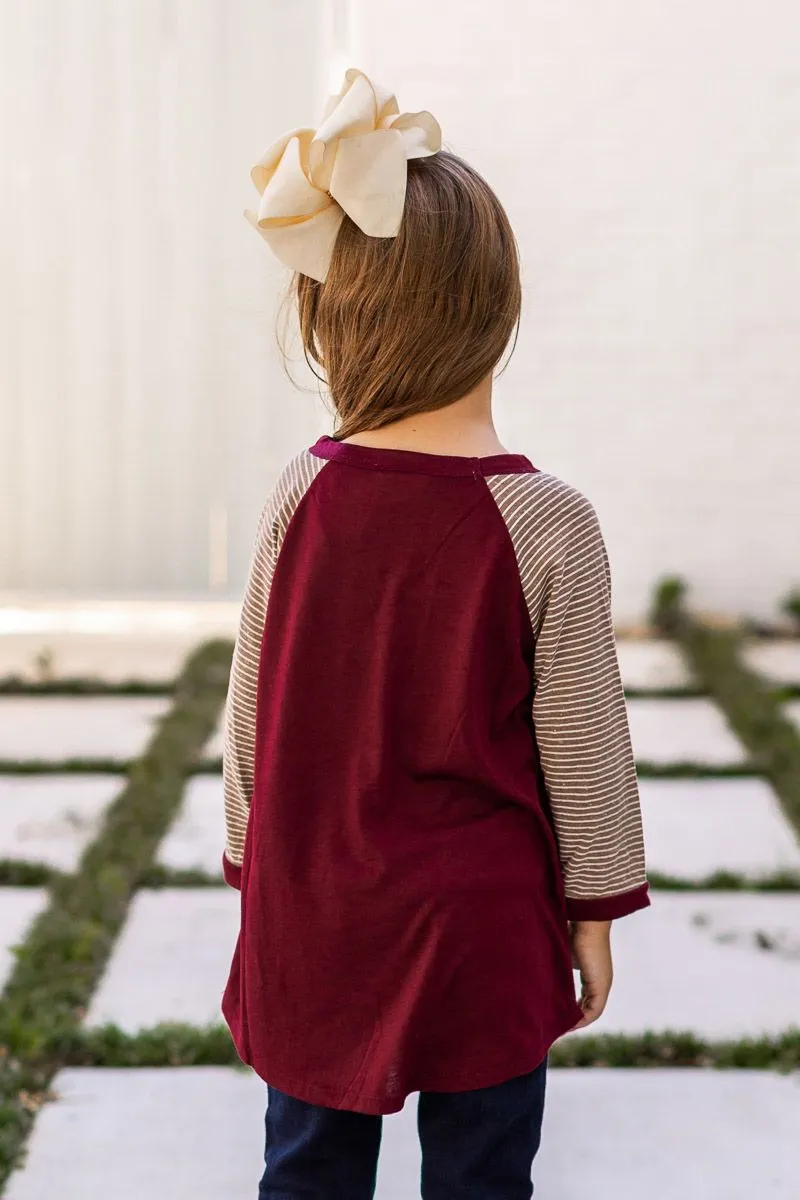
[{"xmin": 245, "ymin": 69, "xmax": 442, "ymax": 282}]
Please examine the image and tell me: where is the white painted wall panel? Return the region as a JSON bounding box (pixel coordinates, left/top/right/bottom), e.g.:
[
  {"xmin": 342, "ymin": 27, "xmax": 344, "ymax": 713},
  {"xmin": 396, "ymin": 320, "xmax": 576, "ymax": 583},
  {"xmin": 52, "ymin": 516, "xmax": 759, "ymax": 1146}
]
[
  {"xmin": 1, "ymin": 1, "xmax": 798, "ymax": 619},
  {"xmin": 0, "ymin": 0, "xmax": 327, "ymax": 596},
  {"xmin": 350, "ymin": 0, "xmax": 800, "ymax": 620}
]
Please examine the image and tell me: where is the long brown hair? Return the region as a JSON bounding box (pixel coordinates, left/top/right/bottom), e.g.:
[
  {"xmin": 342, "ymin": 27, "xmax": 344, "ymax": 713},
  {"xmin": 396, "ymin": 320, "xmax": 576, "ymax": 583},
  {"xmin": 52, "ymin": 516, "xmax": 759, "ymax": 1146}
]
[{"xmin": 290, "ymin": 151, "xmax": 521, "ymax": 441}]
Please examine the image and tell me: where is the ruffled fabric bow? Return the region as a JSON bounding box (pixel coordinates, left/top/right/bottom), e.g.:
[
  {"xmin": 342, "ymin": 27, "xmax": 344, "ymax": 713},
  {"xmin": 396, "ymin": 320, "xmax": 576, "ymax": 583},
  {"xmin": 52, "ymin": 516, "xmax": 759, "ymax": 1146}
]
[{"xmin": 245, "ymin": 69, "xmax": 442, "ymax": 281}]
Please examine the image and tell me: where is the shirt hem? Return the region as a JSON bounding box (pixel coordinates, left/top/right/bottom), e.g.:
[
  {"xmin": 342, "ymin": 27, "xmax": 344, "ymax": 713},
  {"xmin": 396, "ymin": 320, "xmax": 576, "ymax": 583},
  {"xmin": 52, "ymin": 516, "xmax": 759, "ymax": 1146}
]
[{"xmin": 239, "ymin": 1001, "xmax": 583, "ymax": 1115}]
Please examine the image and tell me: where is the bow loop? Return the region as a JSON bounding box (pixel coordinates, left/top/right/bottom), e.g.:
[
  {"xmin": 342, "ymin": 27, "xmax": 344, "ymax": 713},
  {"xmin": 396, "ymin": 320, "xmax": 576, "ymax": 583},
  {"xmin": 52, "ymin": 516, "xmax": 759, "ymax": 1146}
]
[{"xmin": 245, "ymin": 69, "xmax": 441, "ymax": 281}]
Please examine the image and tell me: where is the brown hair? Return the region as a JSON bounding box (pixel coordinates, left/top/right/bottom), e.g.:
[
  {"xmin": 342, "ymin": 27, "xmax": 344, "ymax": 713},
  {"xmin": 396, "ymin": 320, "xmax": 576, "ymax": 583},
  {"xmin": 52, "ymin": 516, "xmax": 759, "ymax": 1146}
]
[{"xmin": 290, "ymin": 151, "xmax": 521, "ymax": 441}]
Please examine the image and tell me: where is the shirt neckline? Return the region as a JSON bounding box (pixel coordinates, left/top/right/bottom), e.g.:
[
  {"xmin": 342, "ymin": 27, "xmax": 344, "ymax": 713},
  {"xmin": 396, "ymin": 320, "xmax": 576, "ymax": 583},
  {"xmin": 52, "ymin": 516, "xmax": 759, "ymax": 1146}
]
[{"xmin": 310, "ymin": 435, "xmax": 537, "ymax": 478}]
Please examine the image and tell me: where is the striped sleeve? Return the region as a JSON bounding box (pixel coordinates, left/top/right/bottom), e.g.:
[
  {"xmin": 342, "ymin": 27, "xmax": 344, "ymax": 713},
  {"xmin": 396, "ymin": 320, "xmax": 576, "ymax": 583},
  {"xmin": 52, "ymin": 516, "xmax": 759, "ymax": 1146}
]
[
  {"xmin": 221, "ymin": 449, "xmax": 327, "ymax": 888},
  {"xmin": 487, "ymin": 472, "xmax": 649, "ymax": 921}
]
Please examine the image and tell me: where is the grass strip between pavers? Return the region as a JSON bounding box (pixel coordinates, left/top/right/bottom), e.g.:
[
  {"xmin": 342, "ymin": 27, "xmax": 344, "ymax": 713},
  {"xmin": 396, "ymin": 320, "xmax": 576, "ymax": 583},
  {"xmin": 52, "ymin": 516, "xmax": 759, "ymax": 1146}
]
[
  {"xmin": 0, "ymin": 861, "xmax": 58, "ymax": 888},
  {"xmin": 634, "ymin": 760, "xmax": 760, "ymax": 779},
  {"xmin": 624, "ymin": 686, "xmax": 708, "ymax": 699},
  {"xmin": 653, "ymin": 579, "xmax": 800, "ymax": 845},
  {"xmin": 0, "ymin": 758, "xmax": 222, "ymax": 775},
  {"xmin": 0, "ymin": 678, "xmax": 173, "ymax": 696},
  {"xmin": 0, "ymin": 678, "xmax": 732, "ymax": 700},
  {"xmin": 0, "ymin": 639, "xmax": 233, "ymax": 1190},
  {"xmin": 6, "ymin": 861, "xmax": 800, "ymax": 893},
  {"xmin": 552, "ymin": 1029, "xmax": 800, "ymax": 1070},
  {"xmin": 0, "ymin": 759, "xmax": 134, "ymax": 775},
  {"xmin": 646, "ymin": 868, "xmax": 800, "ymax": 892},
  {"xmin": 0, "ymin": 758, "xmax": 763, "ymax": 779},
  {"xmin": 137, "ymin": 864, "xmax": 227, "ymax": 888},
  {"xmin": 30, "ymin": 1022, "xmax": 800, "ymax": 1073},
  {"xmin": 141, "ymin": 865, "xmax": 800, "ymax": 893},
  {"xmin": 5, "ymin": 861, "xmax": 800, "ymax": 893}
]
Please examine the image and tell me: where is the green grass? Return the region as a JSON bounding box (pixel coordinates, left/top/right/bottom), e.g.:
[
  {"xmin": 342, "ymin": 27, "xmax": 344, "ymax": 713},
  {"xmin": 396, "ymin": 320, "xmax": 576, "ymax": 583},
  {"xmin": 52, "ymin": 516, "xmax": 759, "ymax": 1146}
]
[
  {"xmin": 550, "ymin": 1028, "xmax": 800, "ymax": 1070},
  {"xmin": 0, "ymin": 860, "xmax": 60, "ymax": 888},
  {"xmin": 0, "ymin": 1058, "xmax": 53, "ymax": 1175},
  {"xmin": 8, "ymin": 864, "xmax": 800, "ymax": 893},
  {"xmin": 0, "ymin": 677, "xmax": 173, "ymax": 696},
  {"xmin": 50, "ymin": 1023, "xmax": 241, "ymax": 1069},
  {"xmin": 0, "ymin": 639, "xmax": 232, "ymax": 1189},
  {"xmin": 6, "ymin": 757, "xmax": 751, "ymax": 779},
  {"xmin": 624, "ymin": 686, "xmax": 708, "ymax": 699},
  {"xmin": 5, "ymin": 862, "xmax": 795, "ymax": 894},
  {"xmin": 647, "ymin": 868, "xmax": 800, "ymax": 892},
  {"xmin": 0, "ymin": 757, "xmax": 224, "ymax": 776},
  {"xmin": 21, "ymin": 1022, "xmax": 798, "ymax": 1073},
  {"xmin": 190, "ymin": 758, "xmax": 223, "ymax": 775},
  {"xmin": 652, "ymin": 578, "xmax": 800, "ymax": 844},
  {"xmin": 635, "ymin": 760, "xmax": 760, "ymax": 779},
  {"xmin": 0, "ymin": 760, "xmax": 133, "ymax": 775},
  {"xmin": 781, "ymin": 590, "xmax": 800, "ymax": 629},
  {"xmin": 137, "ymin": 864, "xmax": 226, "ymax": 888}
]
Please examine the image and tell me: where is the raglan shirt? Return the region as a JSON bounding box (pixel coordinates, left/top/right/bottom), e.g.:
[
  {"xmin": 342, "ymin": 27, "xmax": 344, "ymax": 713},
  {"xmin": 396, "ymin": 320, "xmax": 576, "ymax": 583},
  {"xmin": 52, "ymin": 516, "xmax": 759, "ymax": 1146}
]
[{"xmin": 221, "ymin": 435, "xmax": 649, "ymax": 1114}]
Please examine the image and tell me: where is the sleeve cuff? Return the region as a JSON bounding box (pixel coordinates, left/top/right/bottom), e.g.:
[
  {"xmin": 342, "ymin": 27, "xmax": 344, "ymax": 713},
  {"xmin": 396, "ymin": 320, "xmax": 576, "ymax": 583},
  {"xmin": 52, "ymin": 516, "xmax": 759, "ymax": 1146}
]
[
  {"xmin": 566, "ymin": 881, "xmax": 650, "ymax": 922},
  {"xmin": 222, "ymin": 852, "xmax": 243, "ymax": 890}
]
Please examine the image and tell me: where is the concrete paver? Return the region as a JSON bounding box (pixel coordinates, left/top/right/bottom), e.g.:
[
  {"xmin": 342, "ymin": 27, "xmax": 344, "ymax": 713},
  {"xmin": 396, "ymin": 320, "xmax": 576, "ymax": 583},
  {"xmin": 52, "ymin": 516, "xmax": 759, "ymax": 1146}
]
[
  {"xmin": 158, "ymin": 776, "xmax": 226, "ymax": 875},
  {"xmin": 5, "ymin": 1067, "xmax": 798, "ymax": 1200},
  {"xmin": 0, "ymin": 888, "xmax": 47, "ymax": 990},
  {"xmin": 626, "ymin": 697, "xmax": 746, "ymax": 764},
  {"xmin": 743, "ymin": 639, "xmax": 800, "ymax": 686},
  {"xmin": 570, "ymin": 893, "xmax": 800, "ymax": 1038},
  {"xmin": 784, "ymin": 699, "xmax": 800, "ymax": 735},
  {"xmin": 0, "ymin": 634, "xmax": 200, "ymax": 685},
  {"xmin": 616, "ymin": 639, "xmax": 694, "ymax": 690},
  {"xmin": 0, "ymin": 775, "xmax": 122, "ymax": 870},
  {"xmin": 0, "ymin": 696, "xmax": 169, "ymax": 761},
  {"xmin": 85, "ymin": 889, "xmax": 239, "ymax": 1031},
  {"xmin": 204, "ymin": 710, "xmax": 225, "ymax": 761},
  {"xmin": 0, "ymin": 601, "xmax": 238, "ymax": 682},
  {"xmin": 641, "ymin": 777, "xmax": 800, "ymax": 879}
]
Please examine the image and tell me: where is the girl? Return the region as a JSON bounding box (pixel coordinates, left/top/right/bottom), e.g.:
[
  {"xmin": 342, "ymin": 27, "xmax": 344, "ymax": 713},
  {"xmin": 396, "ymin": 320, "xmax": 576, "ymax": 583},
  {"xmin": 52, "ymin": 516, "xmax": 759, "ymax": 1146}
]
[{"xmin": 222, "ymin": 69, "xmax": 649, "ymax": 1200}]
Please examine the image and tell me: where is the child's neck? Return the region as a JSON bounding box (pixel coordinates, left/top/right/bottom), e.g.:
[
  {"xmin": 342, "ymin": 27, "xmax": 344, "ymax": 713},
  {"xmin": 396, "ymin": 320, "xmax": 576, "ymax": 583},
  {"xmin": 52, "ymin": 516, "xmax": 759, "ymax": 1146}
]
[{"xmin": 340, "ymin": 377, "xmax": 508, "ymax": 458}]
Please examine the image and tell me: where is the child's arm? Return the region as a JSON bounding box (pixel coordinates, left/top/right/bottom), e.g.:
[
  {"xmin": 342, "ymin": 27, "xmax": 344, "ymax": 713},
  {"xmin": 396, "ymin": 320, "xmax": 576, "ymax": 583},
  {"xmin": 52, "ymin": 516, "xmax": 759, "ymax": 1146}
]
[
  {"xmin": 221, "ymin": 500, "xmax": 274, "ymax": 889},
  {"xmin": 531, "ymin": 487, "xmax": 649, "ymax": 922},
  {"xmin": 570, "ymin": 918, "xmax": 614, "ymax": 1028},
  {"xmin": 220, "ymin": 451, "xmax": 326, "ymax": 889}
]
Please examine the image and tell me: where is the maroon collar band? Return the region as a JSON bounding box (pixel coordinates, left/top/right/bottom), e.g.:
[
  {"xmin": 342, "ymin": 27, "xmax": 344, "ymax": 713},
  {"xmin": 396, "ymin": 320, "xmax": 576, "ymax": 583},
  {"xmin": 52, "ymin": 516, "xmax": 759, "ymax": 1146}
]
[{"xmin": 311, "ymin": 434, "xmax": 537, "ymax": 478}]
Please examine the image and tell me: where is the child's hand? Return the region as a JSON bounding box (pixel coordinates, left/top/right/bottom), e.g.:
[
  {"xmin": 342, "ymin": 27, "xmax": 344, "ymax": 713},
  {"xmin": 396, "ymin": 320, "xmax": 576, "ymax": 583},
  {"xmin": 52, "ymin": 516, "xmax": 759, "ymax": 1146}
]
[{"xmin": 569, "ymin": 920, "xmax": 613, "ymax": 1029}]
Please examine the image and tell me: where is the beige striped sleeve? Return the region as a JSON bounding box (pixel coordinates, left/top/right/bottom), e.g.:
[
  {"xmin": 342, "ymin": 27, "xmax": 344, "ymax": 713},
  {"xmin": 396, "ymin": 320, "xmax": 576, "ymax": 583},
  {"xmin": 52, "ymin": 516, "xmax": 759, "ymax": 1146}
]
[
  {"xmin": 222, "ymin": 450, "xmax": 327, "ymax": 875},
  {"xmin": 487, "ymin": 472, "xmax": 648, "ymax": 918}
]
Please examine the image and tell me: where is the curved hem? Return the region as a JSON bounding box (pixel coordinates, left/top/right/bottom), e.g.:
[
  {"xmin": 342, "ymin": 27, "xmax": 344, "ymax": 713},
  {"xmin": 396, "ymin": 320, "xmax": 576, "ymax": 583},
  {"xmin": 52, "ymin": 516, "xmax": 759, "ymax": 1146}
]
[{"xmin": 235, "ymin": 1001, "xmax": 583, "ymax": 1115}]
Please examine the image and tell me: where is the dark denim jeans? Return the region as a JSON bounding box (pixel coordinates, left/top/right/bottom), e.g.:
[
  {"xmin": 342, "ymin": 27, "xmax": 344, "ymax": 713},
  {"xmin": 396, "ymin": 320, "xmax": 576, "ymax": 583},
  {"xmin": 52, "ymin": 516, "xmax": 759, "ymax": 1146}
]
[{"xmin": 258, "ymin": 1059, "xmax": 548, "ymax": 1200}]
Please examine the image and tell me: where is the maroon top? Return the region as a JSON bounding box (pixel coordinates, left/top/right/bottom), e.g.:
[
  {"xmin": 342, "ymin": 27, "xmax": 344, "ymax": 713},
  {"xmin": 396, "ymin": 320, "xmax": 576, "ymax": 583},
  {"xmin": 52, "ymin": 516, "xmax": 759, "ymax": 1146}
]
[{"xmin": 221, "ymin": 436, "xmax": 648, "ymax": 1114}]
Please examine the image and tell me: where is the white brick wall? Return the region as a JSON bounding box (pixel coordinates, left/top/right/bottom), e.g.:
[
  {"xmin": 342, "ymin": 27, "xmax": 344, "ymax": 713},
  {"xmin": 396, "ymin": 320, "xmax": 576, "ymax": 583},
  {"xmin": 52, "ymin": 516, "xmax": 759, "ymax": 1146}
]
[{"xmin": 350, "ymin": 0, "xmax": 800, "ymax": 621}]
